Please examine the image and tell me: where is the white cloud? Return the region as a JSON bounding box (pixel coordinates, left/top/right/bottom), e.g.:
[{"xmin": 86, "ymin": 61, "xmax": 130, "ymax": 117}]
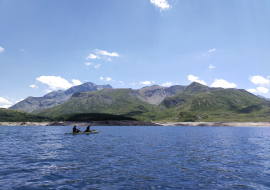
[
  {"xmin": 0, "ymin": 97, "xmax": 12, "ymax": 108},
  {"xmin": 45, "ymin": 89, "xmax": 52, "ymax": 93},
  {"xmin": 209, "ymin": 48, "xmax": 216, "ymax": 52},
  {"xmin": 140, "ymin": 81, "xmax": 151, "ymax": 85},
  {"xmin": 161, "ymin": 82, "xmax": 172, "ymax": 87},
  {"xmin": 0, "ymin": 105, "xmax": 11, "ymax": 108},
  {"xmin": 106, "ymin": 77, "xmax": 112, "ymax": 81},
  {"xmin": 257, "ymin": 87, "xmax": 269, "ymax": 94},
  {"xmin": 0, "ymin": 46, "xmax": 4, "ymax": 53},
  {"xmin": 100, "ymin": 77, "xmax": 114, "ymax": 82},
  {"xmin": 36, "ymin": 76, "xmax": 82, "ymax": 90},
  {"xmin": 0, "ymin": 97, "xmax": 12, "ymax": 105},
  {"xmin": 72, "ymin": 79, "xmax": 82, "ymax": 86},
  {"xmin": 95, "ymin": 49, "xmax": 119, "ymax": 57},
  {"xmin": 211, "ymin": 79, "xmax": 237, "ymax": 88},
  {"xmin": 209, "ymin": 64, "xmax": 216, "ymax": 69},
  {"xmin": 94, "ymin": 64, "xmax": 101, "ymax": 68},
  {"xmin": 85, "ymin": 62, "xmax": 100, "ymax": 68},
  {"xmin": 249, "ymin": 76, "xmax": 270, "ymax": 86},
  {"xmin": 247, "ymin": 89, "xmax": 257, "ymax": 94},
  {"xmin": 130, "ymin": 83, "xmax": 136, "ymax": 85},
  {"xmin": 29, "ymin": 84, "xmax": 38, "ymax": 89},
  {"xmin": 86, "ymin": 54, "xmax": 100, "ymax": 59},
  {"xmin": 188, "ymin": 75, "xmax": 207, "ymax": 85},
  {"xmin": 107, "ymin": 58, "xmax": 112, "ymax": 61},
  {"xmin": 247, "ymin": 87, "xmax": 269, "ymax": 94},
  {"xmin": 152, "ymin": 80, "xmax": 155, "ymax": 84},
  {"xmin": 150, "ymin": 0, "xmax": 170, "ymax": 11},
  {"xmin": 119, "ymin": 81, "xmax": 124, "ymax": 85}
]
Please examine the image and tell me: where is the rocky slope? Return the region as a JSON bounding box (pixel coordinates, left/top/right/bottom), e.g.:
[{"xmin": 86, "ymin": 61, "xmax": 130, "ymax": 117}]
[
  {"xmin": 129, "ymin": 85, "xmax": 185, "ymax": 105},
  {"xmin": 9, "ymin": 82, "xmax": 113, "ymax": 113}
]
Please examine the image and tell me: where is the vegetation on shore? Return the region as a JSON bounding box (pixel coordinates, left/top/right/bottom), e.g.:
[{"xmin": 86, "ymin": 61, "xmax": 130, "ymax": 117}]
[
  {"xmin": 0, "ymin": 109, "xmax": 136, "ymax": 122},
  {"xmin": 0, "ymin": 109, "xmax": 51, "ymax": 122}
]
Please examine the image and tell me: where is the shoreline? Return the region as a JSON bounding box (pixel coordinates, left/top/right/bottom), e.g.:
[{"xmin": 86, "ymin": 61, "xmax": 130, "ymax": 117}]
[{"xmin": 1, "ymin": 121, "xmax": 270, "ymax": 127}]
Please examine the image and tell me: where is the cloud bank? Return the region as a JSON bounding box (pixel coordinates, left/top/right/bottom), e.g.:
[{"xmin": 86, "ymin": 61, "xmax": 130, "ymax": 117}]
[
  {"xmin": 247, "ymin": 87, "xmax": 269, "ymax": 94},
  {"xmin": 247, "ymin": 75, "xmax": 270, "ymax": 94},
  {"xmin": 140, "ymin": 81, "xmax": 151, "ymax": 85},
  {"xmin": 0, "ymin": 97, "xmax": 12, "ymax": 105},
  {"xmin": 0, "ymin": 97, "xmax": 12, "ymax": 108},
  {"xmin": 211, "ymin": 79, "xmax": 237, "ymax": 88},
  {"xmin": 36, "ymin": 76, "xmax": 82, "ymax": 90},
  {"xmin": 249, "ymin": 76, "xmax": 270, "ymax": 86}
]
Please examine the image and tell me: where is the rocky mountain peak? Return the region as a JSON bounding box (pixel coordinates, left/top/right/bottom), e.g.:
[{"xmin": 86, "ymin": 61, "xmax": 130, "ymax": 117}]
[{"xmin": 9, "ymin": 82, "xmax": 113, "ymax": 113}]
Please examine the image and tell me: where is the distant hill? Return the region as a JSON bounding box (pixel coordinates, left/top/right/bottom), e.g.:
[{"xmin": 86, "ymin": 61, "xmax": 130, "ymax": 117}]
[
  {"xmin": 156, "ymin": 83, "xmax": 270, "ymax": 122},
  {"xmin": 0, "ymin": 109, "xmax": 51, "ymax": 122},
  {"xmin": 9, "ymin": 82, "xmax": 113, "ymax": 113},
  {"xmin": 36, "ymin": 88, "xmax": 160, "ymax": 121},
  {"xmin": 36, "ymin": 82, "xmax": 270, "ymax": 122}
]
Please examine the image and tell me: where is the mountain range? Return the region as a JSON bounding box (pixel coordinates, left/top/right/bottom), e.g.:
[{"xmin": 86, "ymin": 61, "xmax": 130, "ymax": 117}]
[
  {"xmin": 9, "ymin": 82, "xmax": 113, "ymax": 113},
  {"xmin": 8, "ymin": 82, "xmax": 270, "ymax": 122}
]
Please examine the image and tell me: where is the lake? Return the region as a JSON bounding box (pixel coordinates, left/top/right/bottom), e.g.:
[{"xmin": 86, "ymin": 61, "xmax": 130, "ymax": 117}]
[{"xmin": 1, "ymin": 126, "xmax": 270, "ymax": 189}]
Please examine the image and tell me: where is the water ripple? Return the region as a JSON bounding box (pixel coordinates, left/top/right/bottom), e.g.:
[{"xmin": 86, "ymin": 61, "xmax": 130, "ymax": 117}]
[{"xmin": 1, "ymin": 126, "xmax": 270, "ymax": 189}]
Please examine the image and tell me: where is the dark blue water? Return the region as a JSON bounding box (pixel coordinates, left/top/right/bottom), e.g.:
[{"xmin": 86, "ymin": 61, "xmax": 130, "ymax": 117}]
[{"xmin": 1, "ymin": 126, "xmax": 270, "ymax": 189}]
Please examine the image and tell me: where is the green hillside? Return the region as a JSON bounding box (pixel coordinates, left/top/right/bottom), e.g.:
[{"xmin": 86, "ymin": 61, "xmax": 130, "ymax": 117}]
[
  {"xmin": 37, "ymin": 88, "xmax": 159, "ymax": 121},
  {"xmin": 0, "ymin": 109, "xmax": 51, "ymax": 122},
  {"xmin": 36, "ymin": 82, "xmax": 270, "ymax": 122},
  {"xmin": 156, "ymin": 83, "xmax": 270, "ymax": 122}
]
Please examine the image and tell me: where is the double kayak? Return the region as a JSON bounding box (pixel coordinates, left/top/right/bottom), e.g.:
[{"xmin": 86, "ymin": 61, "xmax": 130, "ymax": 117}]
[{"xmin": 65, "ymin": 131, "xmax": 99, "ymax": 134}]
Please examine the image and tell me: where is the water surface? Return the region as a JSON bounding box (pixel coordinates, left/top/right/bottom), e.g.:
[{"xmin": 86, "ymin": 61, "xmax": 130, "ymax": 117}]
[{"xmin": 1, "ymin": 126, "xmax": 270, "ymax": 189}]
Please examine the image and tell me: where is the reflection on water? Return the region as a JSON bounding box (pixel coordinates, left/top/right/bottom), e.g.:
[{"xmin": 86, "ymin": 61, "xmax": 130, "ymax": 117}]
[{"xmin": 1, "ymin": 126, "xmax": 270, "ymax": 189}]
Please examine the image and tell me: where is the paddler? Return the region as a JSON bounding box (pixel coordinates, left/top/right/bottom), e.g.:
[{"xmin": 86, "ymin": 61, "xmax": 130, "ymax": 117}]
[
  {"xmin": 73, "ymin": 125, "xmax": 81, "ymax": 133},
  {"xmin": 84, "ymin": 125, "xmax": 91, "ymax": 132}
]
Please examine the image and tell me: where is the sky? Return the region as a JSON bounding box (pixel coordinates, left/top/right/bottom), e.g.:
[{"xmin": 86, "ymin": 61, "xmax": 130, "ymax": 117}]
[{"xmin": 0, "ymin": 0, "xmax": 270, "ymax": 108}]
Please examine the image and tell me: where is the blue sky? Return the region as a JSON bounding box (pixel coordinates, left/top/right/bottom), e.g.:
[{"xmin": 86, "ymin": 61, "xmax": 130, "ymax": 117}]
[{"xmin": 1, "ymin": 0, "xmax": 270, "ymax": 108}]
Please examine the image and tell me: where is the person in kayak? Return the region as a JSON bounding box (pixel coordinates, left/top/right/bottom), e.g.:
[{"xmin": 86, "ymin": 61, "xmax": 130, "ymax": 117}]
[
  {"xmin": 84, "ymin": 125, "xmax": 91, "ymax": 132},
  {"xmin": 73, "ymin": 125, "xmax": 81, "ymax": 133}
]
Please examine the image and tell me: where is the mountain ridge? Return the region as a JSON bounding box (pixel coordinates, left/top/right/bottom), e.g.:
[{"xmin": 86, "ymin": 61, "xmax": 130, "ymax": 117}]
[
  {"xmin": 36, "ymin": 82, "xmax": 270, "ymax": 122},
  {"xmin": 9, "ymin": 82, "xmax": 113, "ymax": 113}
]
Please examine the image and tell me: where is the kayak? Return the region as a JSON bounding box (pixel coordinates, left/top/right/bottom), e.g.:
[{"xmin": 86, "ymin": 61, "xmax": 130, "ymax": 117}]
[{"xmin": 65, "ymin": 131, "xmax": 99, "ymax": 134}]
